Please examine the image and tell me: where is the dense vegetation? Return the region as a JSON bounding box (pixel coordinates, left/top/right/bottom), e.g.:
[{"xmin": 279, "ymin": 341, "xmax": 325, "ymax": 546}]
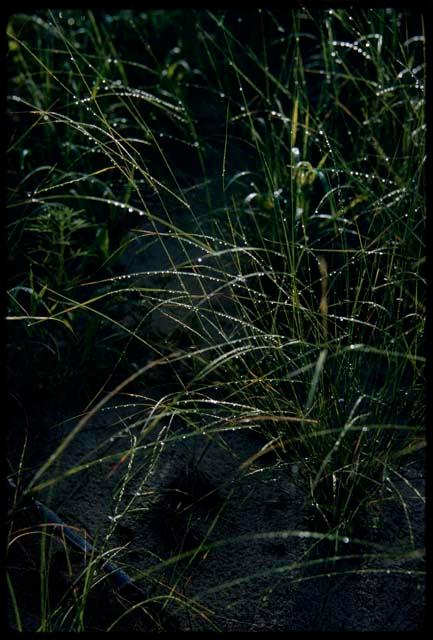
[{"xmin": 7, "ymin": 8, "xmax": 425, "ymax": 631}]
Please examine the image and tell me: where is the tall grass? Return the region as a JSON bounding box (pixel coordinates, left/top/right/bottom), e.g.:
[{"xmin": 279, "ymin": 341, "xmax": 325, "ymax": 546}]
[{"xmin": 7, "ymin": 8, "xmax": 425, "ymax": 631}]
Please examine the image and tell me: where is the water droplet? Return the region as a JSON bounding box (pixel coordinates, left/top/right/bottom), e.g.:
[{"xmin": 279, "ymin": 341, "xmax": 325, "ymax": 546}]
[{"xmin": 291, "ymin": 146, "xmax": 300, "ymax": 162}]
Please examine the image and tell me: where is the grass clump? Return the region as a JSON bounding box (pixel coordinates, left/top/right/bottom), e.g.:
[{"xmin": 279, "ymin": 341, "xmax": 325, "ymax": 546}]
[{"xmin": 7, "ymin": 7, "xmax": 425, "ymax": 632}]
